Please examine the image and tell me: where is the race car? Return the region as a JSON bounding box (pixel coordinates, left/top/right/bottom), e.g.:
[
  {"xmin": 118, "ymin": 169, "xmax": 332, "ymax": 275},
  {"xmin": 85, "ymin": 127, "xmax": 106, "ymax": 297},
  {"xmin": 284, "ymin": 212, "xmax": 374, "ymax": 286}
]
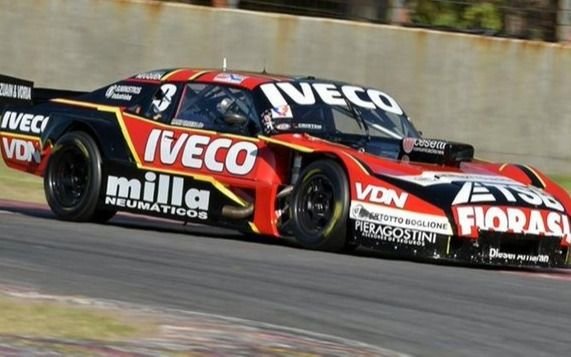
[{"xmin": 1, "ymin": 69, "xmax": 570, "ymax": 267}]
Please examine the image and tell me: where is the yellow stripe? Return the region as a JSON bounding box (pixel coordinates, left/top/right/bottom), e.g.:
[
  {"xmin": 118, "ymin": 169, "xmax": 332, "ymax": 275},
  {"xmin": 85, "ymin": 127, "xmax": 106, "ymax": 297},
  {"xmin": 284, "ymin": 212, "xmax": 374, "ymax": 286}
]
[
  {"xmin": 140, "ymin": 166, "xmax": 247, "ymax": 207},
  {"xmin": 258, "ymin": 135, "xmax": 313, "ymax": 153},
  {"xmin": 523, "ymin": 165, "xmax": 546, "ymax": 188},
  {"xmin": 248, "ymin": 222, "xmax": 260, "ymax": 234},
  {"xmin": 499, "ymin": 163, "xmax": 509, "ymax": 171},
  {"xmin": 208, "ymin": 178, "xmax": 247, "ymax": 207},
  {"xmin": 341, "ymin": 152, "xmax": 368, "ymax": 175},
  {"xmin": 224, "ymin": 133, "xmax": 258, "ymax": 142},
  {"xmin": 50, "ymin": 98, "xmax": 247, "ymax": 206},
  {"xmin": 188, "ymin": 70, "xmax": 210, "ymax": 81},
  {"xmin": 446, "ymin": 236, "xmax": 451, "ymax": 256},
  {"xmin": 52, "ymin": 99, "xmax": 259, "ymax": 142},
  {"xmin": 0, "ymin": 131, "xmax": 40, "ymax": 141},
  {"xmin": 161, "ymin": 69, "xmax": 186, "ymax": 81}
]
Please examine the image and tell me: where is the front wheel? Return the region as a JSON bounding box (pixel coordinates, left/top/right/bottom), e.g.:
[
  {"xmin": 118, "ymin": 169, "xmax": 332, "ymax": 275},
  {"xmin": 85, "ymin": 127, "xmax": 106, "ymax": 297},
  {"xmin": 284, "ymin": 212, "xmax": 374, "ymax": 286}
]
[
  {"xmin": 44, "ymin": 131, "xmax": 111, "ymax": 222},
  {"xmin": 290, "ymin": 160, "xmax": 350, "ymax": 252}
]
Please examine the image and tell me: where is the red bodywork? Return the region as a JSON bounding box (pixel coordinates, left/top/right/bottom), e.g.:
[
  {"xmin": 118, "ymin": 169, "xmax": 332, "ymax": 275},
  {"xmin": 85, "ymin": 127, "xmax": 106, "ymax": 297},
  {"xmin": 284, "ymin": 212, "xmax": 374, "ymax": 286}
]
[{"xmin": 1, "ymin": 68, "xmax": 570, "ymax": 264}]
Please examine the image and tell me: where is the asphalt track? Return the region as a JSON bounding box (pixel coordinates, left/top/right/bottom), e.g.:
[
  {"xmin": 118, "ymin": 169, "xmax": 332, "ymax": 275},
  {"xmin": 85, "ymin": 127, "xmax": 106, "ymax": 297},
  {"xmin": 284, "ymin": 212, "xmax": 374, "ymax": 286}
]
[{"xmin": 1, "ymin": 199, "xmax": 571, "ymax": 356}]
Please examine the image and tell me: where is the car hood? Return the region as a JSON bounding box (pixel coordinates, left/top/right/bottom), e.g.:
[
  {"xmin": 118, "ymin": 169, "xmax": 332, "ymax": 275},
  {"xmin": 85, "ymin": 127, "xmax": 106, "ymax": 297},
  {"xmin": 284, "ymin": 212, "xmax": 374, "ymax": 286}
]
[{"xmin": 351, "ymin": 140, "xmax": 571, "ymax": 242}]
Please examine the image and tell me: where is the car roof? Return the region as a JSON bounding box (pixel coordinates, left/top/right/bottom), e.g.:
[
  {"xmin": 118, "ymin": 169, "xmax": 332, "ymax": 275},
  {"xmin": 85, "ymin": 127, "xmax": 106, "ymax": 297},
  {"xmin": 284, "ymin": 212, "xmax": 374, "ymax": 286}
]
[{"xmin": 127, "ymin": 68, "xmax": 329, "ymax": 90}]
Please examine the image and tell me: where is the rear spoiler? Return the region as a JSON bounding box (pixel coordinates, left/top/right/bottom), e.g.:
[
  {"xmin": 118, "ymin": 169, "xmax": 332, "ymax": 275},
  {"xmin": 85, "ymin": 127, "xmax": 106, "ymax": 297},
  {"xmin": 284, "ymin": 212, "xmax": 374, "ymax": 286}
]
[{"xmin": 0, "ymin": 74, "xmax": 86, "ymax": 108}]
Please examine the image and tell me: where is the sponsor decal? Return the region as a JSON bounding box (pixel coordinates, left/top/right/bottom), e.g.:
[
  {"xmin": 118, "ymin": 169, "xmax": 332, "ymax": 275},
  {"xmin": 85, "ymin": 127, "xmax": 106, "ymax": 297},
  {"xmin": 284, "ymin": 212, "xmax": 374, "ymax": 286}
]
[
  {"xmin": 105, "ymin": 172, "xmax": 209, "ymax": 220},
  {"xmin": 401, "ymin": 138, "xmax": 447, "ymax": 155},
  {"xmin": 391, "ymin": 172, "xmax": 520, "ymax": 187},
  {"xmin": 489, "ymin": 247, "xmax": 549, "ymax": 264},
  {"xmin": 151, "ymin": 84, "xmax": 177, "ymax": 113},
  {"xmin": 402, "ymin": 137, "xmax": 416, "ymax": 154},
  {"xmin": 171, "ymin": 118, "xmax": 205, "ymax": 129},
  {"xmin": 1, "ymin": 137, "xmax": 41, "ymax": 163},
  {"xmin": 453, "ymin": 205, "xmax": 571, "ymax": 240},
  {"xmin": 354, "ymin": 220, "xmax": 437, "ymax": 247},
  {"xmin": 0, "ymin": 111, "xmax": 49, "ymax": 134},
  {"xmin": 213, "ymin": 73, "xmax": 247, "ymax": 84},
  {"xmin": 0, "ymin": 82, "xmax": 32, "ymax": 100},
  {"xmin": 275, "ymin": 123, "xmax": 291, "ymax": 130},
  {"xmin": 350, "ymin": 201, "xmax": 452, "ymax": 235},
  {"xmin": 134, "ymin": 71, "xmax": 166, "ymax": 80},
  {"xmin": 261, "ymin": 107, "xmax": 293, "ymax": 134},
  {"xmin": 295, "ymin": 123, "xmax": 322, "ymax": 130},
  {"xmin": 105, "ymin": 85, "xmax": 142, "ymax": 101},
  {"xmin": 270, "ymin": 105, "xmax": 293, "ymax": 119},
  {"xmin": 144, "ymin": 129, "xmax": 258, "ymax": 176},
  {"xmin": 260, "ymin": 82, "xmax": 404, "ymax": 115},
  {"xmin": 355, "ymin": 182, "xmax": 408, "ymax": 209},
  {"xmin": 452, "ymin": 182, "xmax": 564, "ymax": 212}
]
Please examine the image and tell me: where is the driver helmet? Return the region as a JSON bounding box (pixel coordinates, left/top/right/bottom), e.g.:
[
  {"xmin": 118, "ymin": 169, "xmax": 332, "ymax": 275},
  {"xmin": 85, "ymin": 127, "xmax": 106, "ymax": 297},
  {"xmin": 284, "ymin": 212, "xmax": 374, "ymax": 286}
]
[{"xmin": 217, "ymin": 97, "xmax": 235, "ymax": 114}]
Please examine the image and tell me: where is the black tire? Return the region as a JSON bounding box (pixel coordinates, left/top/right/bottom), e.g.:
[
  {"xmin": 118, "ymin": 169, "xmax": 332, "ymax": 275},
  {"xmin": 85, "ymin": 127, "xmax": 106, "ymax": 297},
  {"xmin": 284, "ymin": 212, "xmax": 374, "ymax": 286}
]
[
  {"xmin": 290, "ymin": 159, "xmax": 350, "ymax": 252},
  {"xmin": 44, "ymin": 131, "xmax": 105, "ymax": 222}
]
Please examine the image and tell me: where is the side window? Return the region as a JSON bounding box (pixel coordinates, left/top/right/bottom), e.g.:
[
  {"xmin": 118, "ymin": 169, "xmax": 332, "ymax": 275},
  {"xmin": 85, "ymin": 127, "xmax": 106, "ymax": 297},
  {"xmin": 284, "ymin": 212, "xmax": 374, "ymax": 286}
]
[
  {"xmin": 127, "ymin": 83, "xmax": 181, "ymax": 123},
  {"xmin": 172, "ymin": 83, "xmax": 259, "ymax": 133}
]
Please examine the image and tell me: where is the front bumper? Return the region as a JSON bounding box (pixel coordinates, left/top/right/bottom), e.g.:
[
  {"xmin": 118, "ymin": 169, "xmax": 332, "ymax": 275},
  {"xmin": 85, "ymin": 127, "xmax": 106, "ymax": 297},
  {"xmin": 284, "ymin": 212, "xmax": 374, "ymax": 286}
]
[{"xmin": 351, "ymin": 221, "xmax": 568, "ymax": 267}]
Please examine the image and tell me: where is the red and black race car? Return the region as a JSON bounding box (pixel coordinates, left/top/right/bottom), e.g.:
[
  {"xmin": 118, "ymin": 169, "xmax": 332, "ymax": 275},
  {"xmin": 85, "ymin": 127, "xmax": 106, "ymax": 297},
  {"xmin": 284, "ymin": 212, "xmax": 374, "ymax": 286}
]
[{"xmin": 1, "ymin": 69, "xmax": 570, "ymax": 267}]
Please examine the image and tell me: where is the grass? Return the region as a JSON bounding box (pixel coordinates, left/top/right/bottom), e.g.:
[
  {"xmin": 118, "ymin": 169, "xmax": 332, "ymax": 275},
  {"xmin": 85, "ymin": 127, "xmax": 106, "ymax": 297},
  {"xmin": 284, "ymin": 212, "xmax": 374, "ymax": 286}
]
[
  {"xmin": 0, "ymin": 160, "xmax": 44, "ymax": 203},
  {"xmin": 0, "ymin": 296, "xmax": 151, "ymax": 341}
]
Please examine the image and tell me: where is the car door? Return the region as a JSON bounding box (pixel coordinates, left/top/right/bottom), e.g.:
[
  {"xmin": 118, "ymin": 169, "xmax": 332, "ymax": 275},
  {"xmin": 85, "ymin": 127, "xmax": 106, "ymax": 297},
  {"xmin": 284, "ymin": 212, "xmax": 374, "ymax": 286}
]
[{"xmin": 119, "ymin": 81, "xmax": 266, "ymax": 186}]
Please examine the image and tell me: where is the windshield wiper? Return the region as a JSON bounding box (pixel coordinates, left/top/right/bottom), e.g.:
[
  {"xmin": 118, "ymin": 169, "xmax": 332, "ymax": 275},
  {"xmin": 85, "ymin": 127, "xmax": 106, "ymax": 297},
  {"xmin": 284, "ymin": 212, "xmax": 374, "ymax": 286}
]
[{"xmin": 344, "ymin": 98, "xmax": 371, "ymax": 144}]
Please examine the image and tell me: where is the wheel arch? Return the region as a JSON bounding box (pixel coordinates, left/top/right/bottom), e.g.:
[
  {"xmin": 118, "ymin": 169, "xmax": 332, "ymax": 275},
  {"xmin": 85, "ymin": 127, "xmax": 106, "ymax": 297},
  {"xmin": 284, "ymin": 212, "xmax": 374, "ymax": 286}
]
[
  {"xmin": 292, "ymin": 150, "xmax": 369, "ymax": 192},
  {"xmin": 289, "ymin": 157, "xmax": 351, "ymax": 251},
  {"xmin": 41, "ymin": 112, "xmax": 132, "ymax": 162}
]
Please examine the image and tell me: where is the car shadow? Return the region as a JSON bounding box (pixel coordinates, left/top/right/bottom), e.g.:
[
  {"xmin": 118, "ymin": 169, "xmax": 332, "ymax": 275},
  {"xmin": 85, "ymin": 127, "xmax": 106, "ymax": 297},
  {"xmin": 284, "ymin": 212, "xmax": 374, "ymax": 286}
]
[
  {"xmin": 0, "ymin": 199, "xmax": 298, "ymax": 249},
  {"xmin": 1, "ymin": 199, "xmax": 569, "ymax": 274}
]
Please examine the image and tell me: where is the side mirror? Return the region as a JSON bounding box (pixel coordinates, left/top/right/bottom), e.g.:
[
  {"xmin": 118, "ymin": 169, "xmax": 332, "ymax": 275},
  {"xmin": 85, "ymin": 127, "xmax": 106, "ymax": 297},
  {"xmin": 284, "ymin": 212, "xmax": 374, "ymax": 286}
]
[{"xmin": 224, "ymin": 113, "xmax": 248, "ymax": 125}]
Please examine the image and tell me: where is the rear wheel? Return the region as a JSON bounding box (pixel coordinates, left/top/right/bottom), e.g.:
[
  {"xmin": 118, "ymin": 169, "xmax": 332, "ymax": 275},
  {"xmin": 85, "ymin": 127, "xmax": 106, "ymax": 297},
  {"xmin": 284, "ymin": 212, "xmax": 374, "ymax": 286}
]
[
  {"xmin": 44, "ymin": 131, "xmax": 114, "ymax": 222},
  {"xmin": 290, "ymin": 160, "xmax": 350, "ymax": 252}
]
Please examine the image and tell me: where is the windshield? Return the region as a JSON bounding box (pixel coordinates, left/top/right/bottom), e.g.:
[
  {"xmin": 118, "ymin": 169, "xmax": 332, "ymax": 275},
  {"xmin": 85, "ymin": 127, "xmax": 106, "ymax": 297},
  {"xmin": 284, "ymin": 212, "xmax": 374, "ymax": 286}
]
[{"xmin": 255, "ymin": 81, "xmax": 420, "ymax": 139}]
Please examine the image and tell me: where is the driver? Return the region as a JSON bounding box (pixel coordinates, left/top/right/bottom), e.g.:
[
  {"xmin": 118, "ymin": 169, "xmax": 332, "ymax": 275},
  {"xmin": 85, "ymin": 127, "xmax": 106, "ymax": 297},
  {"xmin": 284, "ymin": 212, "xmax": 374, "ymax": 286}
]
[{"xmin": 175, "ymin": 97, "xmax": 238, "ymax": 130}]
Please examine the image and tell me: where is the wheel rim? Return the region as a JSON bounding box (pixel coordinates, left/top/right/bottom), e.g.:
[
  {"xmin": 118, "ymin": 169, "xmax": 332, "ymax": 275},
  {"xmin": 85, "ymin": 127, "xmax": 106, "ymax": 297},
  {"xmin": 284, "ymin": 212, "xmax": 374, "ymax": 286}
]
[
  {"xmin": 50, "ymin": 146, "xmax": 89, "ymax": 208},
  {"xmin": 297, "ymin": 174, "xmax": 335, "ymax": 235}
]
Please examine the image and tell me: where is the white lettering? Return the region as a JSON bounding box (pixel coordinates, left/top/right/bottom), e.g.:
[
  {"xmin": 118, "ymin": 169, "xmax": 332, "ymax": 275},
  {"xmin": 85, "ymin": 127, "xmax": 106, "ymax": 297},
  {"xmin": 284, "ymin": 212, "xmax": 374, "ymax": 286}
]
[
  {"xmin": 455, "ymin": 206, "xmax": 570, "ymax": 239},
  {"xmin": 160, "ymin": 131, "xmax": 187, "ymax": 165},
  {"xmin": 225, "ymin": 141, "xmax": 257, "ymax": 175},
  {"xmin": 355, "ymin": 182, "xmax": 408, "ymax": 208},
  {"xmin": 260, "ymin": 83, "xmax": 288, "ymax": 108},
  {"xmin": 312, "ymin": 83, "xmax": 346, "ymax": 106},
  {"xmin": 106, "ymin": 176, "xmax": 141, "ymax": 199},
  {"xmin": 350, "ymin": 201, "xmax": 452, "ymax": 235},
  {"xmin": 203, "ymin": 138, "xmax": 231, "ymax": 172},
  {"xmin": 261, "ymin": 82, "xmax": 404, "ymax": 114},
  {"xmin": 354, "ymin": 221, "xmax": 437, "ymax": 246},
  {"xmin": 105, "ymin": 173, "xmax": 210, "ymax": 220},
  {"xmin": 366, "ymin": 89, "xmax": 404, "ymax": 115},
  {"xmin": 276, "ymin": 83, "xmax": 315, "ymax": 105},
  {"xmin": 0, "ymin": 111, "xmax": 49, "ymax": 134},
  {"xmin": 341, "ymin": 86, "xmax": 375, "ymax": 109},
  {"xmin": 2, "ymin": 137, "xmax": 41, "ymax": 163},
  {"xmin": 452, "ymin": 182, "xmax": 564, "ymax": 212},
  {"xmin": 145, "ymin": 130, "xmax": 258, "ymax": 176},
  {"xmin": 181, "ymin": 135, "xmax": 209, "ymax": 168}
]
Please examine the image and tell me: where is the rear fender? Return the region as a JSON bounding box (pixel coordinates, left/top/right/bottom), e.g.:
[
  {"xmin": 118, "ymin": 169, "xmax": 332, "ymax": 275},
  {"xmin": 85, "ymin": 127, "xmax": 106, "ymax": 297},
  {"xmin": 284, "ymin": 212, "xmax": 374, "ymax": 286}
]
[
  {"xmin": 42, "ymin": 112, "xmax": 133, "ymax": 163},
  {"xmin": 0, "ymin": 106, "xmax": 49, "ymax": 175}
]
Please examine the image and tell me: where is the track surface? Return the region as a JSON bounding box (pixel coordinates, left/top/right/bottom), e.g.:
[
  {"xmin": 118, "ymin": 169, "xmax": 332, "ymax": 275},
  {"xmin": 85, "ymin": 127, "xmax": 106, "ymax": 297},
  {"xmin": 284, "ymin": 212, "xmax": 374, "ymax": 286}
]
[{"xmin": 1, "ymin": 201, "xmax": 571, "ymax": 356}]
